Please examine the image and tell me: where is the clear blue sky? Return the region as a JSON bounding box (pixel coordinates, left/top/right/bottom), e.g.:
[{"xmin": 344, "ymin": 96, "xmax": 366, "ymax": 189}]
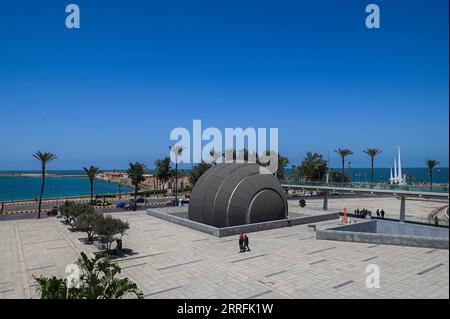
[{"xmin": 0, "ymin": 0, "xmax": 448, "ymax": 170}]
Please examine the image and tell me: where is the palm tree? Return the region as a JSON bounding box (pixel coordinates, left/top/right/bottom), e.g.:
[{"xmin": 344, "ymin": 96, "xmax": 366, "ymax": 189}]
[
  {"xmin": 363, "ymin": 148, "xmax": 382, "ymax": 184},
  {"xmin": 298, "ymin": 152, "xmax": 328, "ymax": 181},
  {"xmin": 33, "ymin": 152, "xmax": 57, "ymax": 219},
  {"xmin": 209, "ymin": 149, "xmax": 223, "ymax": 165},
  {"xmin": 127, "ymin": 162, "xmax": 147, "ymax": 211},
  {"xmin": 169, "ymin": 145, "xmax": 185, "ymax": 205},
  {"xmin": 334, "ymin": 148, "xmax": 353, "ymax": 182},
  {"xmin": 426, "ymin": 159, "xmax": 440, "ymax": 191},
  {"xmin": 276, "ymin": 154, "xmax": 290, "ymax": 180},
  {"xmin": 154, "ymin": 157, "xmax": 171, "ymax": 194},
  {"xmin": 83, "ymin": 166, "xmax": 100, "ymax": 205}
]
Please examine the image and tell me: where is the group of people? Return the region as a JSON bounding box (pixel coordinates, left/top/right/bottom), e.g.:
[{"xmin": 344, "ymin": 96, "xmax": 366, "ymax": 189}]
[
  {"xmin": 238, "ymin": 233, "xmax": 251, "ymax": 253},
  {"xmin": 354, "ymin": 208, "xmax": 386, "ymax": 219},
  {"xmin": 354, "ymin": 208, "xmax": 371, "ymax": 218}
]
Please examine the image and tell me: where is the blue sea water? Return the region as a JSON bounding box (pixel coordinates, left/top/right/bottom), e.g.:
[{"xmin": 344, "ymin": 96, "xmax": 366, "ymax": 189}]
[
  {"xmin": 0, "ymin": 171, "xmax": 132, "ymax": 202},
  {"xmin": 0, "ymin": 168, "xmax": 447, "ymax": 202},
  {"xmin": 286, "ymin": 167, "xmax": 449, "ymax": 184}
]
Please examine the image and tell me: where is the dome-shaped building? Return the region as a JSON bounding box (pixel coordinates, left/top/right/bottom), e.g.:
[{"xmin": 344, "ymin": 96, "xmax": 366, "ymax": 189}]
[{"xmin": 188, "ymin": 163, "xmax": 287, "ymax": 227}]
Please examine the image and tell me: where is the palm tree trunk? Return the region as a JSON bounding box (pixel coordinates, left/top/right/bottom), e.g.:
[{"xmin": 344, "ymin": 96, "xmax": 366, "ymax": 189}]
[
  {"xmin": 37, "ymin": 167, "xmax": 45, "ymax": 219},
  {"xmin": 90, "ymin": 180, "xmax": 94, "ymax": 205},
  {"xmin": 175, "ymin": 162, "xmax": 178, "ymax": 205},
  {"xmin": 133, "ymin": 184, "xmax": 138, "ymax": 211},
  {"xmin": 341, "ymin": 158, "xmax": 345, "ymax": 182},
  {"xmin": 371, "ymin": 158, "xmax": 374, "ymax": 184},
  {"xmin": 429, "ymin": 170, "xmax": 433, "ymax": 191}
]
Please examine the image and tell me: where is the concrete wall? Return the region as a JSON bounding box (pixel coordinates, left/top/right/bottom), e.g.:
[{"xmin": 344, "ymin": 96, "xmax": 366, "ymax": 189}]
[
  {"xmin": 218, "ymin": 212, "xmax": 339, "ymax": 237},
  {"xmin": 147, "ymin": 208, "xmax": 220, "ymax": 236},
  {"xmin": 316, "ymin": 229, "xmax": 449, "ymax": 249},
  {"xmin": 330, "ymin": 220, "xmax": 378, "ymax": 233},
  {"xmin": 148, "ymin": 208, "xmax": 338, "ymax": 237},
  {"xmin": 316, "ymin": 219, "xmax": 449, "ymax": 249},
  {"xmin": 377, "ymin": 220, "xmax": 449, "ymax": 238}
]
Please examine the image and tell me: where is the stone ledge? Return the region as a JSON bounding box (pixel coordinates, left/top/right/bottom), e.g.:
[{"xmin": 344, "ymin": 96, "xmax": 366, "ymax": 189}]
[{"xmin": 147, "ymin": 208, "xmax": 338, "ymax": 237}]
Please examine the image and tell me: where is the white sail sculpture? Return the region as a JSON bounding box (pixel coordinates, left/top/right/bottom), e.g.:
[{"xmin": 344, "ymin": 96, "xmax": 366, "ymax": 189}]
[
  {"xmin": 393, "ymin": 158, "xmax": 398, "ymax": 184},
  {"xmin": 389, "ymin": 146, "xmax": 405, "ymax": 185},
  {"xmin": 397, "ymin": 146, "xmax": 403, "ymax": 185}
]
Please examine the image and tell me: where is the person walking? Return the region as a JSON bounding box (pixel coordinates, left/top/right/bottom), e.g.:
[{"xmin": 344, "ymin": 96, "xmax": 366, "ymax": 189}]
[
  {"xmin": 380, "ymin": 209, "xmax": 385, "ymax": 219},
  {"xmin": 376, "ymin": 209, "xmax": 380, "ymax": 218},
  {"xmin": 238, "ymin": 233, "xmax": 245, "ymax": 253},
  {"xmin": 434, "ymin": 215, "xmax": 439, "ymax": 226},
  {"xmin": 244, "ymin": 234, "xmax": 251, "ymax": 252},
  {"xmin": 0, "ymin": 201, "xmax": 4, "ymax": 214}
]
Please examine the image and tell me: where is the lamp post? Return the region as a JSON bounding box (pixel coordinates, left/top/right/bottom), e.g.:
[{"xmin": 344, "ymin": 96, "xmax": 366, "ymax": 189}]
[
  {"xmin": 348, "ymin": 162, "xmax": 352, "ymax": 184},
  {"xmin": 56, "ymin": 183, "xmax": 60, "ymax": 209}
]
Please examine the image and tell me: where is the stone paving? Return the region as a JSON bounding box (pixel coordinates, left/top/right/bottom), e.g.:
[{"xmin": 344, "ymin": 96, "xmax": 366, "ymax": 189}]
[{"xmin": 0, "ymin": 210, "xmax": 448, "ymax": 299}]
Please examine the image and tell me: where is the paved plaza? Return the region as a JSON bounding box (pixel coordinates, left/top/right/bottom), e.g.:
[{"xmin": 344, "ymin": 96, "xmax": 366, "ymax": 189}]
[{"xmin": 0, "ymin": 210, "xmax": 448, "ymax": 299}]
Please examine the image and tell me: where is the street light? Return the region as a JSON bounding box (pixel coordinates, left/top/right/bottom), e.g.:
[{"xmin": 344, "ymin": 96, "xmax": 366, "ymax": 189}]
[{"xmin": 56, "ymin": 183, "xmax": 60, "ymax": 208}]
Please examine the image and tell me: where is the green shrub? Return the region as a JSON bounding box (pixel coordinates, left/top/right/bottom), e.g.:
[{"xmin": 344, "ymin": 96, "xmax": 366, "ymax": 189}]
[
  {"xmin": 33, "ymin": 252, "xmax": 143, "ymax": 299},
  {"xmin": 75, "ymin": 213, "xmax": 101, "ymax": 243},
  {"xmin": 60, "ymin": 201, "xmax": 92, "ymax": 226},
  {"xmin": 93, "ymin": 215, "xmax": 129, "ymax": 251}
]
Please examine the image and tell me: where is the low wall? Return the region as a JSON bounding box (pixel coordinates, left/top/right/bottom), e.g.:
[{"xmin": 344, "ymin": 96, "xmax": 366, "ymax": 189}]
[
  {"xmin": 218, "ymin": 212, "xmax": 339, "ymax": 237},
  {"xmin": 147, "ymin": 208, "xmax": 338, "ymax": 237},
  {"xmin": 147, "ymin": 208, "xmax": 220, "ymax": 236},
  {"xmin": 316, "ymin": 220, "xmax": 449, "ymax": 249}
]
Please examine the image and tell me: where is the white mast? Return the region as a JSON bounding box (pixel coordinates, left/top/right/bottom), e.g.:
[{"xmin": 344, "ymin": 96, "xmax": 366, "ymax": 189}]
[
  {"xmin": 393, "ymin": 158, "xmax": 398, "ymax": 184},
  {"xmin": 389, "ymin": 167, "xmax": 394, "ymax": 184},
  {"xmin": 397, "ymin": 146, "xmax": 403, "ymax": 185}
]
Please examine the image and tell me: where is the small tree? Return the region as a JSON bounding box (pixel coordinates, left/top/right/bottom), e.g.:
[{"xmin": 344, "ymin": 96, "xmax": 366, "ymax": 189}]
[
  {"xmin": 34, "ymin": 252, "xmax": 143, "ymax": 299},
  {"xmin": 94, "ymin": 215, "xmax": 129, "ymax": 251},
  {"xmin": 189, "ymin": 161, "xmax": 212, "ymax": 186},
  {"xmin": 76, "ymin": 213, "xmax": 100, "ymax": 243},
  {"xmin": 60, "ymin": 201, "xmax": 92, "ymax": 226}
]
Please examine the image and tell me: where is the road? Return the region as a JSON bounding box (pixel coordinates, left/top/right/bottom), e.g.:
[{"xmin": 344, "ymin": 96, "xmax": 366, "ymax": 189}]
[{"xmin": 0, "ymin": 196, "xmax": 176, "ymax": 221}]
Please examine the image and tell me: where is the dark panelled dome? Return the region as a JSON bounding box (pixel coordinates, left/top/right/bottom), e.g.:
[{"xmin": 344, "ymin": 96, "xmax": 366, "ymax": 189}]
[{"xmin": 188, "ymin": 163, "xmax": 287, "ymax": 227}]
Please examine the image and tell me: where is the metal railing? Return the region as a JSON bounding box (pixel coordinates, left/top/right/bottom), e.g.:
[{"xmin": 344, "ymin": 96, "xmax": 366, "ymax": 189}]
[{"xmin": 282, "ymin": 180, "xmax": 449, "ymax": 194}]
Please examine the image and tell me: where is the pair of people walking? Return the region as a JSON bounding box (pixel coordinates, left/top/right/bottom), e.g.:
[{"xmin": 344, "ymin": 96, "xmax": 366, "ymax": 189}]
[
  {"xmin": 376, "ymin": 209, "xmax": 385, "ymax": 219},
  {"xmin": 238, "ymin": 233, "xmax": 250, "ymax": 253}
]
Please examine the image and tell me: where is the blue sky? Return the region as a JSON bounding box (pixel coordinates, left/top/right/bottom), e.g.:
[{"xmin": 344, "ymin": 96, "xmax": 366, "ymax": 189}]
[{"xmin": 0, "ymin": 0, "xmax": 448, "ymax": 170}]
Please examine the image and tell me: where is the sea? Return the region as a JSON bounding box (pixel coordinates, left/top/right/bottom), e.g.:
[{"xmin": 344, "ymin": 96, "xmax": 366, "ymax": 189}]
[
  {"xmin": 0, "ymin": 170, "xmax": 132, "ymax": 202},
  {"xmin": 0, "ymin": 168, "xmax": 448, "ymax": 202}
]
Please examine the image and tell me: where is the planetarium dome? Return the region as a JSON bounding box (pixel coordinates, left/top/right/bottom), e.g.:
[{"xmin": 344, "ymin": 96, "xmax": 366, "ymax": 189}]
[{"xmin": 188, "ymin": 163, "xmax": 288, "ymax": 227}]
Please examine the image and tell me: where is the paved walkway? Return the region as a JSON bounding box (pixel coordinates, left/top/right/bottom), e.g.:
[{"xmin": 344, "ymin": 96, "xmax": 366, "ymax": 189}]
[{"xmin": 0, "ymin": 211, "xmax": 448, "ymax": 299}]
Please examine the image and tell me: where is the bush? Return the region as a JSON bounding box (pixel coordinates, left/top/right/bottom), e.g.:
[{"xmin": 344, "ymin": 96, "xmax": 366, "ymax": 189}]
[
  {"xmin": 33, "ymin": 252, "xmax": 143, "ymax": 299},
  {"xmin": 93, "ymin": 215, "xmax": 129, "ymax": 251},
  {"xmin": 75, "ymin": 213, "xmax": 101, "ymax": 243},
  {"xmin": 60, "ymin": 201, "xmax": 92, "ymax": 226}
]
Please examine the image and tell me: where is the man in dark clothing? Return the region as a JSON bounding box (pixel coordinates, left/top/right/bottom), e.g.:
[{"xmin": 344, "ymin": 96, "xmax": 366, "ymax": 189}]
[
  {"xmin": 244, "ymin": 234, "xmax": 251, "ymax": 252},
  {"xmin": 434, "ymin": 216, "xmax": 439, "ymax": 226},
  {"xmin": 239, "ymin": 233, "xmax": 245, "ymax": 252},
  {"xmin": 376, "ymin": 209, "xmax": 380, "ymax": 218},
  {"xmin": 380, "ymin": 209, "xmax": 385, "ymax": 219}
]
